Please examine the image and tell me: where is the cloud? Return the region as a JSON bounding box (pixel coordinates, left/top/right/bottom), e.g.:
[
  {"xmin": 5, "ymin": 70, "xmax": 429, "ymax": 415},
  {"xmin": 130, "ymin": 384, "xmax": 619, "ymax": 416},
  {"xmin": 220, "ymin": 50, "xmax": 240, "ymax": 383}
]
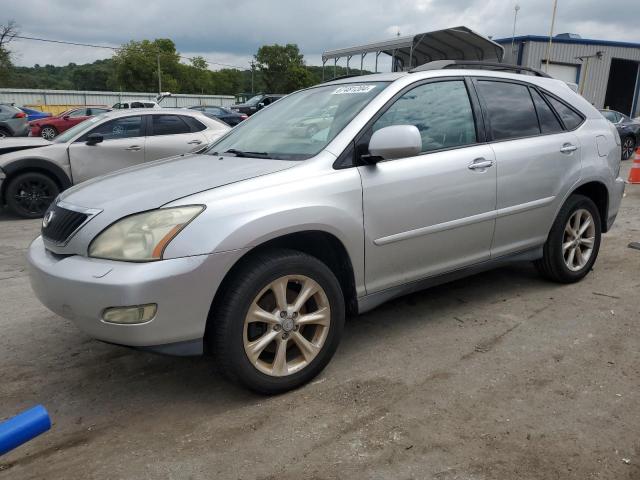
[{"xmin": 4, "ymin": 0, "xmax": 639, "ymax": 68}]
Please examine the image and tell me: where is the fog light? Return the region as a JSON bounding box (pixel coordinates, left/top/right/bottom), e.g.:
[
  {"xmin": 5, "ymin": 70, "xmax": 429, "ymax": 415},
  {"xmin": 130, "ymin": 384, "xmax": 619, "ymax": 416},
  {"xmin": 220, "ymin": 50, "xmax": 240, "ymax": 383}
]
[{"xmin": 102, "ymin": 304, "xmax": 157, "ymax": 324}]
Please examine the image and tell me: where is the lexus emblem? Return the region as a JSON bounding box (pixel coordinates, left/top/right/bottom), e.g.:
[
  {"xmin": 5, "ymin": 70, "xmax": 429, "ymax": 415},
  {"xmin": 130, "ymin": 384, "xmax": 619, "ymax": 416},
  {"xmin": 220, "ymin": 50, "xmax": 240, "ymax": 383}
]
[{"xmin": 42, "ymin": 210, "xmax": 55, "ymax": 228}]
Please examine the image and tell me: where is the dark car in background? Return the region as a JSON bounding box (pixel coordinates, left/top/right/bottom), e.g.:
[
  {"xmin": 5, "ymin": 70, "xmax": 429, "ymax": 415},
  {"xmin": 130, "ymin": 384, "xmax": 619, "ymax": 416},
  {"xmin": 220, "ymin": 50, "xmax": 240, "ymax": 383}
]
[
  {"xmin": 600, "ymin": 109, "xmax": 640, "ymax": 160},
  {"xmin": 29, "ymin": 106, "xmax": 111, "ymax": 140},
  {"xmin": 0, "ymin": 104, "xmax": 30, "ymax": 138},
  {"xmin": 230, "ymin": 94, "xmax": 285, "ymax": 116},
  {"xmin": 19, "ymin": 106, "xmax": 52, "ymax": 122},
  {"xmin": 189, "ymin": 105, "xmax": 248, "ymax": 126}
]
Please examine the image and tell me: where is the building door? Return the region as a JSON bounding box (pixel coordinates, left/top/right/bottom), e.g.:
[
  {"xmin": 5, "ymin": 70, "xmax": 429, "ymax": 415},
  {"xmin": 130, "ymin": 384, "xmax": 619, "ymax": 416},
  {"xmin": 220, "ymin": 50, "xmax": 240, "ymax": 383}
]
[{"xmin": 604, "ymin": 58, "xmax": 640, "ymax": 116}]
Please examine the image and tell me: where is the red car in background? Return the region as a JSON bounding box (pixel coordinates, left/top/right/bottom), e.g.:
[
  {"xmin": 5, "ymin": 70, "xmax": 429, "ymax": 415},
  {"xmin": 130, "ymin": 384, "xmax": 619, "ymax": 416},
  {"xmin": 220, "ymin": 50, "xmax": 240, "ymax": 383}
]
[{"xmin": 29, "ymin": 106, "xmax": 111, "ymax": 140}]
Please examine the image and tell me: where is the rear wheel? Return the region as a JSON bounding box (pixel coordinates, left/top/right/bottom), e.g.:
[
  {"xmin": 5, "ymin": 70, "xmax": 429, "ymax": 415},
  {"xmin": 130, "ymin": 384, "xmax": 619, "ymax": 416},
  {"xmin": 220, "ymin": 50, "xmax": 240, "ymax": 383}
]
[
  {"xmin": 209, "ymin": 249, "xmax": 345, "ymax": 394},
  {"xmin": 0, "ymin": 127, "xmax": 9, "ymax": 138},
  {"xmin": 40, "ymin": 126, "xmax": 57, "ymax": 140},
  {"xmin": 621, "ymin": 136, "xmax": 635, "ymax": 160},
  {"xmin": 535, "ymin": 194, "xmax": 601, "ymax": 283},
  {"xmin": 5, "ymin": 172, "xmax": 59, "ymax": 218}
]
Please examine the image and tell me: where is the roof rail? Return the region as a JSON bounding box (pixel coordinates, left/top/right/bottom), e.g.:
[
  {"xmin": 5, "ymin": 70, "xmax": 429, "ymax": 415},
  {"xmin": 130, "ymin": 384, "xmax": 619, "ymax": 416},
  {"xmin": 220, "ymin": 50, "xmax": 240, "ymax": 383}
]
[{"xmin": 409, "ymin": 60, "xmax": 551, "ymax": 78}]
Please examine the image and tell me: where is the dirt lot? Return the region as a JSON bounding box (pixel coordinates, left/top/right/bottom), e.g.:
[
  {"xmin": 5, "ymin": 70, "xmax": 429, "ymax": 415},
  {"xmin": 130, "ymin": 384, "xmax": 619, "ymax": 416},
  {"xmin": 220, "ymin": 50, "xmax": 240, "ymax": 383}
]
[{"xmin": 1, "ymin": 163, "xmax": 638, "ymax": 480}]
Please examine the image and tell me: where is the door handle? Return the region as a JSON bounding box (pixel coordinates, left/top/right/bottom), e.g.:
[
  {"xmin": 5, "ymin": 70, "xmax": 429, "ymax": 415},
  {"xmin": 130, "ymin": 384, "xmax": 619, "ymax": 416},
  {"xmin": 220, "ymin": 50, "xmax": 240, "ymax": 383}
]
[
  {"xmin": 188, "ymin": 139, "xmax": 203, "ymax": 145},
  {"xmin": 560, "ymin": 143, "xmax": 578, "ymax": 153},
  {"xmin": 468, "ymin": 158, "xmax": 494, "ymax": 170},
  {"xmin": 125, "ymin": 145, "xmax": 142, "ymax": 151}
]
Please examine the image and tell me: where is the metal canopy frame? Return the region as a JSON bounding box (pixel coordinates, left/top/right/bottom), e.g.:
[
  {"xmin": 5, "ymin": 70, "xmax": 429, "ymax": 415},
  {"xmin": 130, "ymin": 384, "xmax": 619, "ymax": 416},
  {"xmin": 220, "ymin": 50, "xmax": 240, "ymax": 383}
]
[{"xmin": 321, "ymin": 26, "xmax": 505, "ymax": 80}]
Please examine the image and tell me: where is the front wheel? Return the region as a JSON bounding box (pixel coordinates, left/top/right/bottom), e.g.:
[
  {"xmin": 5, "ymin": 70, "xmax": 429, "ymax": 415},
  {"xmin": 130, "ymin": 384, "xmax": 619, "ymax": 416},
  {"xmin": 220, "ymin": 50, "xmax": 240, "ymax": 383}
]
[
  {"xmin": 5, "ymin": 172, "xmax": 60, "ymax": 218},
  {"xmin": 209, "ymin": 249, "xmax": 345, "ymax": 394},
  {"xmin": 535, "ymin": 194, "xmax": 601, "ymax": 283}
]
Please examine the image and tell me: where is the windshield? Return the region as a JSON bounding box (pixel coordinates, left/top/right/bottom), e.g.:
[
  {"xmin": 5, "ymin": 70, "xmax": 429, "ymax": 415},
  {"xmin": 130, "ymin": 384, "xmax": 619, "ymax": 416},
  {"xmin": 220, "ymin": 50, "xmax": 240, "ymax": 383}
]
[
  {"xmin": 209, "ymin": 82, "xmax": 389, "ymax": 160},
  {"xmin": 53, "ymin": 114, "xmax": 109, "ymax": 143},
  {"xmin": 244, "ymin": 95, "xmax": 264, "ymax": 106}
]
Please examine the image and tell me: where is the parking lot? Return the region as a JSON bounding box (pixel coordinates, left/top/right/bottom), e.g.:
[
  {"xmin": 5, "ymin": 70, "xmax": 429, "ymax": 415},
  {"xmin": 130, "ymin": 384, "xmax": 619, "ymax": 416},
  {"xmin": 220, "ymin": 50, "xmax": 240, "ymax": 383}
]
[{"xmin": 0, "ymin": 161, "xmax": 637, "ymax": 480}]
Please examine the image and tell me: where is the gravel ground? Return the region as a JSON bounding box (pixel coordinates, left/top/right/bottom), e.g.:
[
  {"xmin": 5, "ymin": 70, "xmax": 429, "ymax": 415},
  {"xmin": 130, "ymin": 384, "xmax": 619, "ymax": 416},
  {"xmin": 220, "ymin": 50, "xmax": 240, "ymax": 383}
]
[{"xmin": 1, "ymin": 163, "xmax": 638, "ymax": 480}]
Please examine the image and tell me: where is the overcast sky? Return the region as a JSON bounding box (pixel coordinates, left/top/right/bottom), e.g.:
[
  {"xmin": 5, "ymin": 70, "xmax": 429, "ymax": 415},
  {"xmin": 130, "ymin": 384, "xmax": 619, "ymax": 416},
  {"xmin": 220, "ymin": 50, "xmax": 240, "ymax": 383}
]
[{"xmin": 3, "ymin": 0, "xmax": 638, "ymax": 71}]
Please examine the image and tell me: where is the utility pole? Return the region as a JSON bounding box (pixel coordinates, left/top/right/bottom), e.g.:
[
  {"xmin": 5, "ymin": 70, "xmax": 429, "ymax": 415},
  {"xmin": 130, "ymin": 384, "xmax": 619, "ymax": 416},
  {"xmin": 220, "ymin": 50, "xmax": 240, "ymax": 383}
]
[
  {"xmin": 157, "ymin": 53, "xmax": 162, "ymax": 95},
  {"xmin": 511, "ymin": 4, "xmax": 521, "ymax": 63},
  {"xmin": 250, "ymin": 60, "xmax": 255, "ymax": 94},
  {"xmin": 545, "ymin": 0, "xmax": 558, "ymax": 72}
]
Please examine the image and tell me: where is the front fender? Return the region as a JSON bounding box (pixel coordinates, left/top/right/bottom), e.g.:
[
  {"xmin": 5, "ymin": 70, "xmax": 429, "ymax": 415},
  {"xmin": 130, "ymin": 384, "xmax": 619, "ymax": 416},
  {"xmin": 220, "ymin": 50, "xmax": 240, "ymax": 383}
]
[{"xmin": 163, "ymin": 165, "xmax": 365, "ymax": 296}]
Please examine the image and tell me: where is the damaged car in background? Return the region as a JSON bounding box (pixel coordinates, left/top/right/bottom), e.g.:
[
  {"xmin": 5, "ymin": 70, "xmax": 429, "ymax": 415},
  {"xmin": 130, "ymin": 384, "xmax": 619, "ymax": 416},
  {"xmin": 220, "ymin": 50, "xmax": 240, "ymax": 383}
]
[{"xmin": 0, "ymin": 109, "xmax": 229, "ymax": 218}]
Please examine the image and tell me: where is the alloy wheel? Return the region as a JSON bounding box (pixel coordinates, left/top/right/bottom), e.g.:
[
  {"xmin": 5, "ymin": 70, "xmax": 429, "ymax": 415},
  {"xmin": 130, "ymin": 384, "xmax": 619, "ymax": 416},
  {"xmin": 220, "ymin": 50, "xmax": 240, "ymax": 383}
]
[
  {"xmin": 622, "ymin": 137, "xmax": 635, "ymax": 160},
  {"xmin": 13, "ymin": 178, "xmax": 55, "ymax": 215},
  {"xmin": 41, "ymin": 127, "xmax": 56, "ymax": 140},
  {"xmin": 243, "ymin": 275, "xmax": 331, "ymax": 377},
  {"xmin": 562, "ymin": 208, "xmax": 596, "ymax": 271}
]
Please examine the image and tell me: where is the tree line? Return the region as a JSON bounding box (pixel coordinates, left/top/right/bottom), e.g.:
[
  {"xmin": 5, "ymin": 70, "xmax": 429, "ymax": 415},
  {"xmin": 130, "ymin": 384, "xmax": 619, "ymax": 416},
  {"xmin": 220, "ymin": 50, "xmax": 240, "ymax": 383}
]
[{"xmin": 0, "ymin": 23, "xmax": 359, "ymax": 96}]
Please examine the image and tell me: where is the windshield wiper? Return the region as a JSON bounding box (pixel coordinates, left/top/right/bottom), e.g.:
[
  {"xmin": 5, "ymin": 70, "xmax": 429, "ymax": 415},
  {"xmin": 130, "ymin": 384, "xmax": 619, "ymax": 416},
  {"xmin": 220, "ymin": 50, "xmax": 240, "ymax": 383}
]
[{"xmin": 223, "ymin": 149, "xmax": 271, "ymax": 158}]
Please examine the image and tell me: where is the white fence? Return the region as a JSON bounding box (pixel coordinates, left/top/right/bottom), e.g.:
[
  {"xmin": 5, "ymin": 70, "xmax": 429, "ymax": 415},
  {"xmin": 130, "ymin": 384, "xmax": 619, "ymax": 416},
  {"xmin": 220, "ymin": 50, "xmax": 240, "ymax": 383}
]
[{"xmin": 0, "ymin": 88, "xmax": 236, "ymax": 108}]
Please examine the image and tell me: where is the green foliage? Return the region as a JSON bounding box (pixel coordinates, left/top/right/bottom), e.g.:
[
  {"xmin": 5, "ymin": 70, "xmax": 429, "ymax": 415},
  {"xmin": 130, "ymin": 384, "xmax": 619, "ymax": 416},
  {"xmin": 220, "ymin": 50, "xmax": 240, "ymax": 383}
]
[
  {"xmin": 254, "ymin": 44, "xmax": 314, "ymax": 93},
  {"xmin": 1, "ymin": 39, "xmax": 372, "ymax": 96},
  {"xmin": 109, "ymin": 39, "xmax": 181, "ymax": 92}
]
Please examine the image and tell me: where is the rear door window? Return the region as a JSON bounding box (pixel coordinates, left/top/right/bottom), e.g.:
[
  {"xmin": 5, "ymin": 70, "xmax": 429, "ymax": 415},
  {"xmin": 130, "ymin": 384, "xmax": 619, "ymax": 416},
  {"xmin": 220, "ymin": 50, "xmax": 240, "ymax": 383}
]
[
  {"xmin": 543, "ymin": 94, "xmax": 584, "ymax": 130},
  {"xmin": 476, "ymin": 80, "xmax": 540, "ymax": 140},
  {"xmin": 151, "ymin": 115, "xmax": 191, "ymax": 136},
  {"xmin": 530, "ymin": 89, "xmax": 564, "ymax": 134}
]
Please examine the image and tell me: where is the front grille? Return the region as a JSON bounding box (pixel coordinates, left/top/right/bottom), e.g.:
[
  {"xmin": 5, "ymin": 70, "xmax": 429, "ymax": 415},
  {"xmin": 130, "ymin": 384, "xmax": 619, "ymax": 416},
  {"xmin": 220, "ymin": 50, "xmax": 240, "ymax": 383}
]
[{"xmin": 42, "ymin": 205, "xmax": 88, "ymax": 244}]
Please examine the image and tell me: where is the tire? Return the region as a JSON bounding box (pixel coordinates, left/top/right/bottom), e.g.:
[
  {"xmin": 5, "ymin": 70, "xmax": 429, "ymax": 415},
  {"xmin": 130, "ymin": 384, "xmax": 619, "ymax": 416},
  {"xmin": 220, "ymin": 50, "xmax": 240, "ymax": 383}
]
[
  {"xmin": 621, "ymin": 135, "xmax": 635, "ymax": 160},
  {"xmin": 40, "ymin": 126, "xmax": 58, "ymax": 140},
  {"xmin": 209, "ymin": 248, "xmax": 345, "ymax": 394},
  {"xmin": 535, "ymin": 194, "xmax": 601, "ymax": 283},
  {"xmin": 5, "ymin": 172, "xmax": 60, "ymax": 218},
  {"xmin": 0, "ymin": 127, "xmax": 9, "ymax": 138}
]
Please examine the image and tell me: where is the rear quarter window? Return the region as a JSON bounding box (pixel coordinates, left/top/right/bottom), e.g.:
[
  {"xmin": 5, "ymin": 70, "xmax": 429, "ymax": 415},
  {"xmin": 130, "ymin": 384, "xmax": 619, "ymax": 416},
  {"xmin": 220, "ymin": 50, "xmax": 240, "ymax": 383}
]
[{"xmin": 543, "ymin": 93, "xmax": 584, "ymax": 130}]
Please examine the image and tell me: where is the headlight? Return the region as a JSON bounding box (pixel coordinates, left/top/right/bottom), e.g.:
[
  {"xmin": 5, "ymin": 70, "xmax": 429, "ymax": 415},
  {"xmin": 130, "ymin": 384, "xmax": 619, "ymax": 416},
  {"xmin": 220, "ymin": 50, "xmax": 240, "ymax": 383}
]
[{"xmin": 89, "ymin": 206, "xmax": 204, "ymax": 261}]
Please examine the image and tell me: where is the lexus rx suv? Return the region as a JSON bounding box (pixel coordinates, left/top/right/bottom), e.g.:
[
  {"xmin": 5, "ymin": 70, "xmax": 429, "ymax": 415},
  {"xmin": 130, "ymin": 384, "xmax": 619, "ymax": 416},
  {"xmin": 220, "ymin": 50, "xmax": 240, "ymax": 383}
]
[{"xmin": 27, "ymin": 62, "xmax": 625, "ymax": 394}]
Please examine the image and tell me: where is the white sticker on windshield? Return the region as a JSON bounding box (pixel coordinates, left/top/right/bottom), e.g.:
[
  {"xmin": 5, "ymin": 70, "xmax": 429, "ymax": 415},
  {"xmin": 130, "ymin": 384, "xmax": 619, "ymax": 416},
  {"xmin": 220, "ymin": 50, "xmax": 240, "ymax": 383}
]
[{"xmin": 332, "ymin": 85, "xmax": 376, "ymax": 95}]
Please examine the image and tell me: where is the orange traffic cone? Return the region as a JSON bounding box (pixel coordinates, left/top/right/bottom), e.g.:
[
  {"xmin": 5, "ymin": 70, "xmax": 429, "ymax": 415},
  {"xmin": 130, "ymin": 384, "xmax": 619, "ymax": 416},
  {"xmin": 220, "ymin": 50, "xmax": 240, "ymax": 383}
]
[{"xmin": 629, "ymin": 148, "xmax": 640, "ymax": 184}]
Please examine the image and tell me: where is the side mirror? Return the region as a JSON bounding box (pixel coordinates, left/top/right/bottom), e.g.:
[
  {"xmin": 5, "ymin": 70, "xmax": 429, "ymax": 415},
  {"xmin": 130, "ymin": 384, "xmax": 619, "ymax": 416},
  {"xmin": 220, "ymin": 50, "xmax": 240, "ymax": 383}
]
[
  {"xmin": 62, "ymin": 115, "xmax": 70, "ymax": 120},
  {"xmin": 365, "ymin": 125, "xmax": 422, "ymax": 163},
  {"xmin": 86, "ymin": 133, "xmax": 103, "ymax": 146}
]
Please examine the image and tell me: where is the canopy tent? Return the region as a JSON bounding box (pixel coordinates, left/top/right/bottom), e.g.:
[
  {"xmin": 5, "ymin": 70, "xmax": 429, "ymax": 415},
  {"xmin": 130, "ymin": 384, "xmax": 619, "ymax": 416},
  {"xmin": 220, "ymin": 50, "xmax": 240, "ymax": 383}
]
[{"xmin": 321, "ymin": 26, "xmax": 505, "ymax": 79}]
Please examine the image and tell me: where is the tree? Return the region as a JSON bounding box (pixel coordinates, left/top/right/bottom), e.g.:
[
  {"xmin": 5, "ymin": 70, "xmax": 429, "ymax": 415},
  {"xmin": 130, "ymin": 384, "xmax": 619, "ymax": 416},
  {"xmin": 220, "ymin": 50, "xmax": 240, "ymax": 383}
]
[
  {"xmin": 109, "ymin": 39, "xmax": 181, "ymax": 93},
  {"xmin": 254, "ymin": 44, "xmax": 313, "ymax": 93},
  {"xmin": 0, "ymin": 21, "xmax": 18, "ymax": 84}
]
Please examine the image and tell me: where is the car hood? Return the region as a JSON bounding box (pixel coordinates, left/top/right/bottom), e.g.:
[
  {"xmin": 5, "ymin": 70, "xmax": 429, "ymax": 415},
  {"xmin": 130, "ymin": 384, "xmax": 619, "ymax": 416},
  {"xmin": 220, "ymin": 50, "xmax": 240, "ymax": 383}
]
[
  {"xmin": 0, "ymin": 137, "xmax": 52, "ymax": 155},
  {"xmin": 59, "ymin": 153, "xmax": 297, "ymax": 213}
]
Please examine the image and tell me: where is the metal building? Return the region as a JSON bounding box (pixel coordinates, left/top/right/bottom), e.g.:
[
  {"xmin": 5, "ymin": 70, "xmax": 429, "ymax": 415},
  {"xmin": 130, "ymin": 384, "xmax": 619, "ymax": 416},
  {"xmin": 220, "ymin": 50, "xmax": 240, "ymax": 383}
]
[
  {"xmin": 0, "ymin": 88, "xmax": 235, "ymax": 112},
  {"xmin": 495, "ymin": 34, "xmax": 640, "ymax": 117}
]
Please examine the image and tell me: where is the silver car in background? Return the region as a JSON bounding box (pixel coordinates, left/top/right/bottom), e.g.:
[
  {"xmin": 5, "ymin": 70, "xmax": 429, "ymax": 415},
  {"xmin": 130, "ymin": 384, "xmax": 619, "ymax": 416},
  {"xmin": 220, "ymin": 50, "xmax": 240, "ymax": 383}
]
[
  {"xmin": 27, "ymin": 62, "xmax": 625, "ymax": 394},
  {"xmin": 0, "ymin": 109, "xmax": 230, "ymax": 217}
]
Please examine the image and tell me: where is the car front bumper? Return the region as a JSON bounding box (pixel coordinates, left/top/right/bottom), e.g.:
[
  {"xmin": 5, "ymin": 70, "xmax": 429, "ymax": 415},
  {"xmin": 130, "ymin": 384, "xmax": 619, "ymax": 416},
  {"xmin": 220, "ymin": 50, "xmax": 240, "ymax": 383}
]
[{"xmin": 27, "ymin": 236, "xmax": 243, "ymax": 355}]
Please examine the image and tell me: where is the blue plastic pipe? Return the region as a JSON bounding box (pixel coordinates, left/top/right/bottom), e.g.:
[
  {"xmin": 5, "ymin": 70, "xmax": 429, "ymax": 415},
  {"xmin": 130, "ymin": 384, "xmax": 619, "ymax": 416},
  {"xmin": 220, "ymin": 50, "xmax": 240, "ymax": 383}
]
[{"xmin": 0, "ymin": 405, "xmax": 51, "ymax": 456}]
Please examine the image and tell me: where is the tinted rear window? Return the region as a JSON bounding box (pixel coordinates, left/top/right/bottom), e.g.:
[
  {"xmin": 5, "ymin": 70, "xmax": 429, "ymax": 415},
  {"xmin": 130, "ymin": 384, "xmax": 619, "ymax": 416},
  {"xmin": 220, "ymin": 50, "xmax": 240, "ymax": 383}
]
[
  {"xmin": 476, "ymin": 81, "xmax": 540, "ymax": 140},
  {"xmin": 182, "ymin": 115, "xmax": 207, "ymax": 132},
  {"xmin": 543, "ymin": 94, "xmax": 584, "ymax": 130},
  {"xmin": 530, "ymin": 89, "xmax": 564, "ymax": 134},
  {"xmin": 151, "ymin": 115, "xmax": 191, "ymax": 135}
]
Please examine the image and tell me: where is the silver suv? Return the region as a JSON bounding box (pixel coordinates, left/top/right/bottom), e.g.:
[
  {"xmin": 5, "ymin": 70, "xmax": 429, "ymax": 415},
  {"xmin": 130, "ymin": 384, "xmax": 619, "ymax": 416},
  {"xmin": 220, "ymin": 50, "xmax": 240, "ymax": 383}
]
[{"xmin": 27, "ymin": 62, "xmax": 625, "ymax": 393}]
